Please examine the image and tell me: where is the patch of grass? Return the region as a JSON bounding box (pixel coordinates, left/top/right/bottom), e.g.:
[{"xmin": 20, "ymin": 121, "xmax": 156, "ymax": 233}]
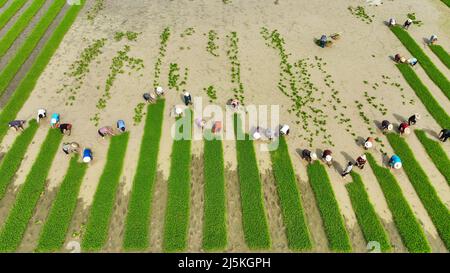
[
  {"xmin": 269, "ymin": 136, "xmax": 312, "ymax": 250},
  {"xmin": 390, "ymin": 26, "xmax": 450, "ymax": 100},
  {"xmin": 123, "ymin": 100, "xmax": 165, "ymax": 250},
  {"xmin": 203, "ymin": 85, "xmax": 217, "ymax": 102},
  {"xmin": 0, "ymin": 0, "xmax": 67, "ymax": 97},
  {"xmin": 206, "ymin": 30, "xmax": 220, "ymax": 57},
  {"xmin": 346, "ymin": 172, "xmax": 391, "ymax": 252},
  {"xmin": 0, "ymin": 0, "xmax": 27, "ymax": 31},
  {"xmin": 387, "ymin": 134, "xmax": 450, "ymax": 250},
  {"xmin": 306, "ymin": 161, "xmax": 352, "ymax": 252},
  {"xmin": 414, "ymin": 130, "xmax": 450, "ymax": 184},
  {"xmin": 202, "ymin": 131, "xmax": 227, "ymax": 251},
  {"xmin": 348, "ymin": 6, "xmax": 374, "ymax": 24},
  {"xmin": 153, "ymin": 27, "xmax": 171, "ymax": 87},
  {"xmin": 36, "ymin": 155, "xmax": 88, "ymax": 252},
  {"xmin": 440, "ymin": 0, "xmax": 450, "ymax": 8},
  {"xmin": 114, "ymin": 31, "xmax": 139, "ymax": 42},
  {"xmin": 396, "ymin": 64, "xmax": 450, "ymax": 129},
  {"xmin": 0, "ymin": 120, "xmax": 39, "ymax": 200},
  {"xmin": 163, "ymin": 110, "xmax": 193, "ymax": 252},
  {"xmin": 366, "ymin": 153, "xmax": 431, "ymax": 252},
  {"xmin": 0, "ymin": 0, "xmax": 46, "ymax": 58},
  {"xmin": 82, "ymin": 133, "xmax": 130, "ymax": 251},
  {"xmin": 233, "ymin": 114, "xmax": 271, "ymax": 249},
  {"xmin": 429, "ymin": 45, "xmax": 450, "ymax": 69},
  {"xmin": 0, "ymin": 0, "xmax": 85, "ymax": 143},
  {"xmin": 0, "ymin": 0, "xmax": 8, "ymax": 9},
  {"xmin": 86, "ymin": 0, "xmax": 104, "ymax": 22},
  {"xmin": 0, "ymin": 129, "xmax": 63, "ymax": 252}
]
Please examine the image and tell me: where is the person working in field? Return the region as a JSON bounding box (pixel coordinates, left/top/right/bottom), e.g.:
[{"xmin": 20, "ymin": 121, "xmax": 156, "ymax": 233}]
[
  {"xmin": 155, "ymin": 86, "xmax": 165, "ymax": 96},
  {"xmin": 117, "ymin": 120, "xmax": 126, "ymax": 133},
  {"xmin": 62, "ymin": 142, "xmax": 80, "ymax": 155},
  {"xmin": 408, "ymin": 113, "xmax": 420, "ymax": 126},
  {"xmin": 388, "ymin": 18, "xmax": 396, "ymax": 27},
  {"xmin": 407, "ymin": 57, "xmax": 418, "ymax": 66},
  {"xmin": 37, "ymin": 109, "xmax": 47, "ymax": 123},
  {"xmin": 398, "ymin": 122, "xmax": 411, "ymax": 135},
  {"xmin": 389, "ymin": 155, "xmax": 402, "ymax": 169},
  {"xmin": 183, "ymin": 92, "xmax": 192, "ymax": 106},
  {"xmin": 280, "ymin": 124, "xmax": 290, "ymax": 136},
  {"xmin": 381, "ymin": 120, "xmax": 393, "ymax": 133},
  {"xmin": 355, "ymin": 154, "xmax": 367, "ymax": 169},
  {"xmin": 319, "ymin": 35, "xmax": 327, "ymax": 48},
  {"xmin": 429, "ymin": 34, "xmax": 438, "ymax": 45},
  {"xmin": 403, "ymin": 18, "xmax": 413, "ymax": 29},
  {"xmin": 143, "ymin": 92, "xmax": 156, "ymax": 103},
  {"xmin": 8, "ymin": 120, "xmax": 26, "ymax": 131},
  {"xmin": 83, "ymin": 148, "xmax": 93, "ymax": 163},
  {"xmin": 364, "ymin": 137, "xmax": 374, "ymax": 150},
  {"xmin": 50, "ymin": 113, "xmax": 60, "ymax": 128},
  {"xmin": 394, "ymin": 54, "xmax": 406, "ymax": 63},
  {"xmin": 98, "ymin": 126, "xmax": 115, "ymax": 139},
  {"xmin": 341, "ymin": 162, "xmax": 353, "ymax": 178},
  {"xmin": 252, "ymin": 127, "xmax": 262, "ymax": 140},
  {"xmin": 322, "ymin": 149, "xmax": 333, "ymax": 167},
  {"xmin": 302, "ymin": 149, "xmax": 317, "ymax": 163},
  {"xmin": 439, "ymin": 128, "xmax": 449, "ymax": 142},
  {"xmin": 195, "ymin": 118, "xmax": 206, "ymax": 131},
  {"xmin": 59, "ymin": 123, "xmax": 72, "ymax": 136}
]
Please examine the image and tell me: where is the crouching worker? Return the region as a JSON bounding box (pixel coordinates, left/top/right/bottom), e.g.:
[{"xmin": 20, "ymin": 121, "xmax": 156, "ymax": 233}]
[
  {"xmin": 98, "ymin": 126, "xmax": 115, "ymax": 139},
  {"xmin": 429, "ymin": 34, "xmax": 438, "ymax": 45},
  {"xmin": 143, "ymin": 92, "xmax": 156, "ymax": 103},
  {"xmin": 302, "ymin": 149, "xmax": 317, "ymax": 164},
  {"xmin": 50, "ymin": 113, "xmax": 60, "ymax": 128},
  {"xmin": 341, "ymin": 162, "xmax": 353, "ymax": 178},
  {"xmin": 322, "ymin": 149, "xmax": 333, "ymax": 167},
  {"xmin": 62, "ymin": 142, "xmax": 80, "ymax": 155},
  {"xmin": 280, "ymin": 124, "xmax": 290, "ymax": 136},
  {"xmin": 155, "ymin": 86, "xmax": 165, "ymax": 96},
  {"xmin": 8, "ymin": 120, "xmax": 26, "ymax": 132},
  {"xmin": 319, "ymin": 35, "xmax": 327, "ymax": 48},
  {"xmin": 117, "ymin": 120, "xmax": 126, "ymax": 133},
  {"xmin": 364, "ymin": 137, "xmax": 374, "ymax": 150},
  {"xmin": 389, "ymin": 155, "xmax": 402, "ymax": 170},
  {"xmin": 37, "ymin": 109, "xmax": 47, "ymax": 123},
  {"xmin": 184, "ymin": 92, "xmax": 192, "ymax": 106},
  {"xmin": 439, "ymin": 128, "xmax": 449, "ymax": 142},
  {"xmin": 408, "ymin": 113, "xmax": 420, "ymax": 126},
  {"xmin": 398, "ymin": 122, "xmax": 410, "ymax": 135},
  {"xmin": 355, "ymin": 154, "xmax": 367, "ymax": 169},
  {"xmin": 59, "ymin": 123, "xmax": 72, "ymax": 136},
  {"xmin": 83, "ymin": 148, "xmax": 93, "ymax": 163},
  {"xmin": 403, "ymin": 18, "xmax": 412, "ymax": 29},
  {"xmin": 388, "ymin": 18, "xmax": 396, "ymax": 27},
  {"xmin": 394, "ymin": 54, "xmax": 406, "ymax": 63},
  {"xmin": 381, "ymin": 120, "xmax": 393, "ymax": 133},
  {"xmin": 408, "ymin": 58, "xmax": 418, "ymax": 67}
]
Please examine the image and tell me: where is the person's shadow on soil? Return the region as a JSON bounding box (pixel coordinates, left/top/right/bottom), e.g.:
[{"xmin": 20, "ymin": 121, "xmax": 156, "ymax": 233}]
[
  {"xmin": 355, "ymin": 136, "xmax": 366, "ymax": 147},
  {"xmin": 332, "ymin": 160, "xmax": 344, "ymax": 174},
  {"xmin": 341, "ymin": 151, "xmax": 355, "ymax": 165},
  {"xmin": 393, "ymin": 113, "xmax": 406, "ymax": 123},
  {"xmin": 424, "ymin": 129, "xmax": 439, "ymax": 140}
]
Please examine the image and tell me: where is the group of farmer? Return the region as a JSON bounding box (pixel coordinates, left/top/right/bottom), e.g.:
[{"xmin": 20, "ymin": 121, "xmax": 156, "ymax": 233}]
[
  {"xmin": 298, "ymin": 111, "xmax": 448, "ymax": 178},
  {"xmin": 7, "ymin": 106, "xmax": 130, "ymax": 163}
]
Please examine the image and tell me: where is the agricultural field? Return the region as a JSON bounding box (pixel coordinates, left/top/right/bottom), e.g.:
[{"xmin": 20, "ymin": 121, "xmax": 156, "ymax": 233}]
[{"xmin": 0, "ymin": 0, "xmax": 448, "ymax": 254}]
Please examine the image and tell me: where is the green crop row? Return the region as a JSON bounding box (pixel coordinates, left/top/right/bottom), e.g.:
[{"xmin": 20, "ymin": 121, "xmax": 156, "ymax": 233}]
[
  {"xmin": 441, "ymin": 0, "xmax": 450, "ymax": 8},
  {"xmin": 123, "ymin": 100, "xmax": 165, "ymax": 250},
  {"xmin": 346, "ymin": 172, "xmax": 391, "ymax": 252},
  {"xmin": 396, "ymin": 64, "xmax": 450, "ymax": 129},
  {"xmin": 0, "ymin": 0, "xmax": 85, "ymax": 144},
  {"xmin": 0, "ymin": 128, "xmax": 63, "ymax": 252},
  {"xmin": 429, "ymin": 45, "xmax": 450, "ymax": 69},
  {"xmin": 269, "ymin": 136, "xmax": 312, "ymax": 250},
  {"xmin": 36, "ymin": 155, "xmax": 88, "ymax": 252},
  {"xmin": 233, "ymin": 114, "xmax": 271, "ymax": 249},
  {"xmin": 390, "ymin": 26, "xmax": 450, "ymax": 100},
  {"xmin": 0, "ymin": 0, "xmax": 27, "ymax": 31},
  {"xmin": 81, "ymin": 133, "xmax": 130, "ymax": 251},
  {"xmin": 386, "ymin": 133, "xmax": 450, "ymax": 250},
  {"xmin": 0, "ymin": 0, "xmax": 46, "ymax": 58},
  {"xmin": 0, "ymin": 119, "xmax": 38, "ymax": 200},
  {"xmin": 414, "ymin": 130, "xmax": 450, "ymax": 184},
  {"xmin": 366, "ymin": 153, "xmax": 431, "ymax": 252},
  {"xmin": 163, "ymin": 110, "xmax": 193, "ymax": 252},
  {"xmin": 306, "ymin": 161, "xmax": 352, "ymax": 252},
  {"xmin": 202, "ymin": 132, "xmax": 227, "ymax": 251},
  {"xmin": 0, "ymin": 0, "xmax": 8, "ymax": 9},
  {"xmin": 0, "ymin": 0, "xmax": 66, "ymax": 97}
]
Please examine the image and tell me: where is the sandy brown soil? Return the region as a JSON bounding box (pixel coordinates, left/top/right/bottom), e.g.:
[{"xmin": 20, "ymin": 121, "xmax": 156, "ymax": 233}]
[{"xmin": 0, "ymin": 0, "xmax": 449, "ymax": 252}]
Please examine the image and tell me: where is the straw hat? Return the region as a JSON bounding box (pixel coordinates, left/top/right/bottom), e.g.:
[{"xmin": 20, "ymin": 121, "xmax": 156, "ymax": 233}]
[
  {"xmin": 394, "ymin": 162, "xmax": 402, "ymax": 169},
  {"xmin": 310, "ymin": 152, "xmax": 318, "ymax": 161},
  {"xmin": 360, "ymin": 154, "xmax": 367, "ymax": 161},
  {"xmin": 325, "ymin": 155, "xmax": 332, "ymax": 162},
  {"xmin": 415, "ymin": 113, "xmax": 421, "ymax": 120},
  {"xmin": 156, "ymin": 86, "xmax": 163, "ymax": 93},
  {"xmin": 364, "ymin": 141, "xmax": 373, "ymax": 149},
  {"xmin": 83, "ymin": 156, "xmax": 91, "ymax": 163}
]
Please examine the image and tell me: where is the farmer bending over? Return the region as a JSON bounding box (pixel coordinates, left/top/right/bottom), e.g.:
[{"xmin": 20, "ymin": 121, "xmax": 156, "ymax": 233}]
[
  {"xmin": 98, "ymin": 126, "xmax": 115, "ymax": 139},
  {"xmin": 37, "ymin": 109, "xmax": 47, "ymax": 123},
  {"xmin": 439, "ymin": 129, "xmax": 449, "ymax": 142},
  {"xmin": 8, "ymin": 120, "xmax": 26, "ymax": 131},
  {"xmin": 59, "ymin": 123, "xmax": 72, "ymax": 136}
]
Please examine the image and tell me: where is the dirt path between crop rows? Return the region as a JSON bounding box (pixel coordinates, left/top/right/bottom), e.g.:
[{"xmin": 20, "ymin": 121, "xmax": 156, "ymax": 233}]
[
  {"xmin": 0, "ymin": 0, "xmax": 32, "ymax": 39},
  {"xmin": 187, "ymin": 154, "xmax": 205, "ymax": 252},
  {"xmin": 148, "ymin": 170, "xmax": 168, "ymax": 252},
  {"xmin": 0, "ymin": 2, "xmax": 70, "ymax": 107}
]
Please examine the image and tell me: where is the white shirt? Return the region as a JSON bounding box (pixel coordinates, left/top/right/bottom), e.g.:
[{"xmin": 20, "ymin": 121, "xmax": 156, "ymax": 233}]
[
  {"xmin": 280, "ymin": 125, "xmax": 290, "ymax": 135},
  {"xmin": 37, "ymin": 109, "xmax": 46, "ymax": 122}
]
